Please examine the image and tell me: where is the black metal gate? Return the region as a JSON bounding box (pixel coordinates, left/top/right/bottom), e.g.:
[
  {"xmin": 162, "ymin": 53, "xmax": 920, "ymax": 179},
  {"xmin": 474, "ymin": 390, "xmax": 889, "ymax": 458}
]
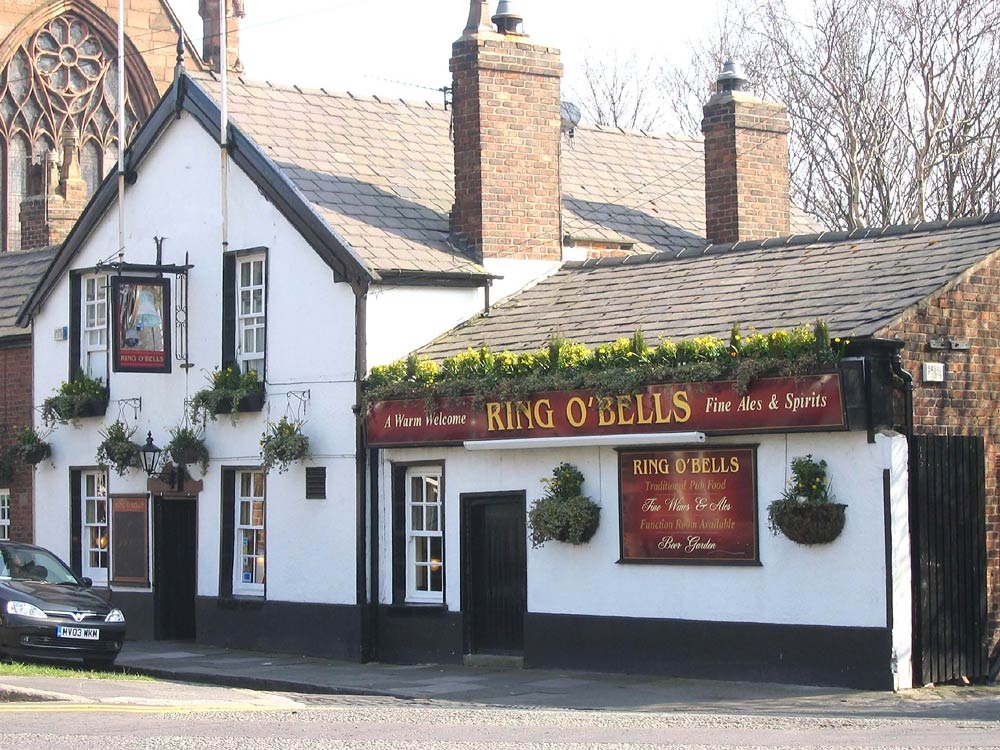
[{"xmin": 909, "ymin": 435, "xmax": 988, "ymax": 684}]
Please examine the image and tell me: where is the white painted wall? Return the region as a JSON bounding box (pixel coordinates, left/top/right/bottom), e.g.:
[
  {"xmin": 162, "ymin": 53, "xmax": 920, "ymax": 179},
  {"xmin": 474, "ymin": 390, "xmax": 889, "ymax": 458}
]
[
  {"xmin": 483, "ymin": 258, "xmax": 562, "ymax": 304},
  {"xmin": 365, "ymin": 259, "xmax": 563, "ymax": 369},
  {"xmin": 881, "ymin": 431, "xmax": 913, "ymax": 690},
  {"xmin": 379, "ymin": 431, "xmax": 904, "ymax": 631},
  {"xmin": 366, "ymin": 285, "xmax": 480, "ymax": 367},
  {"xmin": 31, "ymin": 111, "xmax": 360, "ymax": 605}
]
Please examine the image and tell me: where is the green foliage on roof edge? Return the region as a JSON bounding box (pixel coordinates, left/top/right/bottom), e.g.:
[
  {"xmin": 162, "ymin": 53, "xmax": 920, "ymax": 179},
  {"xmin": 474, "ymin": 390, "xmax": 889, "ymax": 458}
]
[{"xmin": 364, "ymin": 322, "xmax": 847, "ymax": 407}]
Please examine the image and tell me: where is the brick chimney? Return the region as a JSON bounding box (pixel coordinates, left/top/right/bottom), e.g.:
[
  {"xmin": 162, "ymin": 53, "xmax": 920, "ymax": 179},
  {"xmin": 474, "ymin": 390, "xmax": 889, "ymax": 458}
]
[
  {"xmin": 702, "ymin": 61, "xmax": 790, "ymax": 245},
  {"xmin": 18, "ymin": 125, "xmax": 90, "ymax": 250},
  {"xmin": 449, "ymin": 0, "xmax": 563, "ymax": 262},
  {"xmin": 199, "ymin": 0, "xmax": 244, "ymax": 74}
]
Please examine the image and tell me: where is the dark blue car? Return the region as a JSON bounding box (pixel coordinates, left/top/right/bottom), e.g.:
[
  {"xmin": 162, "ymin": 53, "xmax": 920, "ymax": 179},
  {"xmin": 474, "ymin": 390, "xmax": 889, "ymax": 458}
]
[{"xmin": 0, "ymin": 542, "xmax": 125, "ymax": 668}]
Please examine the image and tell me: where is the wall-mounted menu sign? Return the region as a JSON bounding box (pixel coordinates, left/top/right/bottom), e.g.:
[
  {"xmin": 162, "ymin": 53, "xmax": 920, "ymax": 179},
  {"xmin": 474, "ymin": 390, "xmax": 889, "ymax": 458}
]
[
  {"xmin": 618, "ymin": 447, "xmax": 759, "ymax": 565},
  {"xmin": 110, "ymin": 495, "xmax": 149, "ymax": 586}
]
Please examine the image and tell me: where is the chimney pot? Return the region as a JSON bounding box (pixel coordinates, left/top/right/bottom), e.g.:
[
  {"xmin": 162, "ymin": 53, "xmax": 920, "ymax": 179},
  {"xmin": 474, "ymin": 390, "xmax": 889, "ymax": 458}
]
[
  {"xmin": 715, "ymin": 60, "xmax": 748, "ymax": 93},
  {"xmin": 464, "ymin": 0, "xmax": 494, "ymax": 36},
  {"xmin": 492, "ymin": 0, "xmax": 525, "ymax": 35}
]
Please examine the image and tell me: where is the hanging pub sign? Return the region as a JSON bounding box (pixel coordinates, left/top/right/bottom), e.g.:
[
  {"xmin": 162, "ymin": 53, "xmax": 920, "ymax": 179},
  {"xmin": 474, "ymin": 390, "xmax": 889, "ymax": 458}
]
[
  {"xmin": 366, "ymin": 374, "xmax": 846, "ymax": 446},
  {"xmin": 618, "ymin": 447, "xmax": 759, "ymax": 564},
  {"xmin": 111, "ymin": 276, "xmax": 171, "ymax": 373}
]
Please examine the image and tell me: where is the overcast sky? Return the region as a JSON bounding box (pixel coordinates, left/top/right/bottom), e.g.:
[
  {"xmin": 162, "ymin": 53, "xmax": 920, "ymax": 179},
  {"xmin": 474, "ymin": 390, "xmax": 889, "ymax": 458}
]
[{"xmin": 170, "ymin": 0, "xmax": 749, "ymax": 105}]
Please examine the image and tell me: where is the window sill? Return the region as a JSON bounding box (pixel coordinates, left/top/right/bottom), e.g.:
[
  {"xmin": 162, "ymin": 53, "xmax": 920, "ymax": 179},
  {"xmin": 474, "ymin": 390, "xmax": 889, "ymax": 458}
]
[{"xmin": 386, "ymin": 602, "xmax": 448, "ymax": 615}]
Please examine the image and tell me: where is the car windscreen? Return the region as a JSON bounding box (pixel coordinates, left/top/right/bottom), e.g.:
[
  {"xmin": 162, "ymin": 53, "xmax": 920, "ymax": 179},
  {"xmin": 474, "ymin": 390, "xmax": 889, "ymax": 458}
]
[{"xmin": 0, "ymin": 546, "xmax": 79, "ymax": 584}]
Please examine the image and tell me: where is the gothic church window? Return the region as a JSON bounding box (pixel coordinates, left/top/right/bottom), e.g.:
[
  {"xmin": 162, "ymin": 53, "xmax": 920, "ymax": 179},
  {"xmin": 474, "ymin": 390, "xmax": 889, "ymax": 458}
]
[{"xmin": 0, "ymin": 12, "xmax": 147, "ymax": 251}]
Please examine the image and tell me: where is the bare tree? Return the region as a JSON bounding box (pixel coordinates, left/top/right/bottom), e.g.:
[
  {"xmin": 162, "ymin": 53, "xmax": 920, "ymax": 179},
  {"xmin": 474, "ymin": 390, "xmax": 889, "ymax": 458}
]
[
  {"xmin": 569, "ymin": 51, "xmax": 666, "ymax": 132},
  {"xmin": 660, "ymin": 0, "xmax": 1000, "ymax": 229}
]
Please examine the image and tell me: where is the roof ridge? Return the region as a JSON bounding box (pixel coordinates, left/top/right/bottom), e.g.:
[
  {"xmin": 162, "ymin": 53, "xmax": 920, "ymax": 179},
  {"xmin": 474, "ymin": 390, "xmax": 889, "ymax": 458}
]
[
  {"xmin": 580, "ymin": 121, "xmax": 701, "ymax": 144},
  {"xmin": 189, "ymin": 70, "xmax": 447, "ymax": 112},
  {"xmin": 565, "ymin": 212, "xmax": 1000, "ymax": 270}
]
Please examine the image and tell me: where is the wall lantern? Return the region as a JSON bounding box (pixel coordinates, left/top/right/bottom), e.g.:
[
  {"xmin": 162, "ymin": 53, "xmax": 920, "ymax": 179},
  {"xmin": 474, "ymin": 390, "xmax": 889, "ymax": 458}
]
[{"xmin": 138, "ymin": 431, "xmax": 164, "ymax": 477}]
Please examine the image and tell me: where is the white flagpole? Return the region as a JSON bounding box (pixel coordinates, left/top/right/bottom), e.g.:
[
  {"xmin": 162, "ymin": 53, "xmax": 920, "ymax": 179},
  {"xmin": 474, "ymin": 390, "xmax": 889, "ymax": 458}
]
[
  {"xmin": 117, "ymin": 0, "xmax": 125, "ymax": 264},
  {"xmin": 220, "ymin": 0, "xmax": 229, "ymax": 257}
]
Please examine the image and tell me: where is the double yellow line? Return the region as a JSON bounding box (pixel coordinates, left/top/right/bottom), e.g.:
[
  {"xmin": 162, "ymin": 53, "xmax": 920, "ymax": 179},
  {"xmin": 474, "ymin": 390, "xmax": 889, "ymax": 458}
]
[{"xmin": 0, "ymin": 702, "xmax": 281, "ymax": 713}]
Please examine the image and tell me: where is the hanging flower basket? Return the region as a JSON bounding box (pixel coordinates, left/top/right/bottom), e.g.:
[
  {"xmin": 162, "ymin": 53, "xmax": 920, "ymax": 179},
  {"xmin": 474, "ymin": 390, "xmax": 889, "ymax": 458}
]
[
  {"xmin": 14, "ymin": 426, "xmax": 52, "ymax": 466},
  {"xmin": 95, "ymin": 420, "xmax": 139, "ymax": 477},
  {"xmin": 767, "ymin": 454, "xmax": 847, "ymax": 545},
  {"xmin": 528, "ymin": 463, "xmax": 601, "ymax": 548},
  {"xmin": 21, "ymin": 442, "xmax": 52, "ymax": 466},
  {"xmin": 259, "ymin": 417, "xmax": 310, "ymax": 474},
  {"xmin": 164, "ymin": 425, "xmax": 210, "ymax": 474},
  {"xmin": 768, "ymin": 502, "xmax": 847, "ymax": 544}
]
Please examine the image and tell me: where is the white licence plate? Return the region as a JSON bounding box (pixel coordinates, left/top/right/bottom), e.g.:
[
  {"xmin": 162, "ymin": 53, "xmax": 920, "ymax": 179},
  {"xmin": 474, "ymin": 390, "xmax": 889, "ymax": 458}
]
[{"xmin": 56, "ymin": 626, "xmax": 100, "ymax": 640}]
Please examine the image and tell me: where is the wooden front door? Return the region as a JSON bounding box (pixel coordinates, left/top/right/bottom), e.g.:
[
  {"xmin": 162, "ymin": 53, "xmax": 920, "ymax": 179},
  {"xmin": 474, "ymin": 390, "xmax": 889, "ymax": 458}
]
[
  {"xmin": 462, "ymin": 493, "xmax": 527, "ymax": 655},
  {"xmin": 153, "ymin": 497, "xmax": 197, "ymax": 640}
]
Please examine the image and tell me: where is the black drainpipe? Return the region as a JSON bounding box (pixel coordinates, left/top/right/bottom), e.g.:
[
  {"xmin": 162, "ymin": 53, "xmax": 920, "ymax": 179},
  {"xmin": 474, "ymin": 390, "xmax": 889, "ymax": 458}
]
[
  {"xmin": 891, "ymin": 352, "xmax": 914, "ymax": 438},
  {"xmin": 353, "ymin": 278, "xmax": 372, "ymax": 662}
]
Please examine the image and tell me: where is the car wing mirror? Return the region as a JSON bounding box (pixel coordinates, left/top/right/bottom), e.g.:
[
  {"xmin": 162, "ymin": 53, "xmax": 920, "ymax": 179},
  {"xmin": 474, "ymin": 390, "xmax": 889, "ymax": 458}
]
[{"xmin": 80, "ymin": 577, "xmax": 93, "ymax": 588}]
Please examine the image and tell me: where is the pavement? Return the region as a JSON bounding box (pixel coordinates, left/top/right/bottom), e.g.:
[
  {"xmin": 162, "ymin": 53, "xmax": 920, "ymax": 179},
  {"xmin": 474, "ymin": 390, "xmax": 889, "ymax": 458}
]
[{"xmin": 1, "ymin": 639, "xmax": 998, "ymax": 720}]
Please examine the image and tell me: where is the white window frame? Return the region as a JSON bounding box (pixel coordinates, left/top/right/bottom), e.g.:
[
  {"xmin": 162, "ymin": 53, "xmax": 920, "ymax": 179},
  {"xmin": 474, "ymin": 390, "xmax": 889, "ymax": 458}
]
[
  {"xmin": 81, "ymin": 273, "xmax": 108, "ymax": 382},
  {"xmin": 233, "ymin": 470, "xmax": 265, "ymax": 596},
  {"xmin": 405, "ymin": 467, "xmax": 443, "ymax": 603},
  {"xmin": 236, "ymin": 254, "xmax": 266, "ymax": 379},
  {"xmin": 81, "ymin": 470, "xmax": 108, "ymax": 584},
  {"xmin": 0, "ymin": 489, "xmax": 10, "ymax": 541}
]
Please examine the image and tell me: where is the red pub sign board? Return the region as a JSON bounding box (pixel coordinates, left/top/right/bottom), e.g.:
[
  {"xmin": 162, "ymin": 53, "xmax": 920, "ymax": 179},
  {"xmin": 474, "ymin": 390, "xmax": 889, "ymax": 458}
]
[
  {"xmin": 366, "ymin": 374, "xmax": 845, "ymax": 446},
  {"xmin": 619, "ymin": 447, "xmax": 759, "ymax": 564}
]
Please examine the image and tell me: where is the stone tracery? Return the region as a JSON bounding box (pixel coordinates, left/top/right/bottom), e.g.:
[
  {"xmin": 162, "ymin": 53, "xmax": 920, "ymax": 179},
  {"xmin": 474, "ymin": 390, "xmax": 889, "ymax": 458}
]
[{"xmin": 0, "ymin": 12, "xmax": 144, "ymax": 251}]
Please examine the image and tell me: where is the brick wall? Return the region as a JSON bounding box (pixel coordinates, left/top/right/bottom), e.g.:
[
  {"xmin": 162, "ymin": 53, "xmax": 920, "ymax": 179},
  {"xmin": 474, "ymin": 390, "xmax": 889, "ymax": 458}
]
[
  {"xmin": 880, "ymin": 255, "xmax": 1000, "ymax": 653},
  {"xmin": 450, "ymin": 30, "xmax": 563, "ymax": 262},
  {"xmin": 0, "ymin": 342, "xmax": 33, "ymax": 542},
  {"xmin": 702, "ymin": 92, "xmax": 790, "ymax": 245}
]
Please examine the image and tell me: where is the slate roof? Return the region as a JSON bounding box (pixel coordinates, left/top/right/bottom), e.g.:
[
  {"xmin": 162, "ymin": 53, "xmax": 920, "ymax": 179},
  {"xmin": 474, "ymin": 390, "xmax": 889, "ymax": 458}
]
[
  {"xmin": 0, "ymin": 247, "xmax": 57, "ymax": 338},
  {"xmin": 418, "ymin": 215, "xmax": 1000, "ymax": 359},
  {"xmin": 196, "ymin": 74, "xmax": 817, "ymax": 274}
]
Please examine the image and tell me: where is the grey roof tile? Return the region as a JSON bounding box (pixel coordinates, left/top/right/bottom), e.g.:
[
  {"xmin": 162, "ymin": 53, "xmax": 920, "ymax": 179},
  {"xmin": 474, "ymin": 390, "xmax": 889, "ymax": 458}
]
[
  {"xmin": 0, "ymin": 246, "xmax": 58, "ymax": 337},
  {"xmin": 419, "ymin": 218, "xmax": 1000, "ymax": 358},
  {"xmin": 193, "ymin": 75, "xmax": 817, "ymax": 278}
]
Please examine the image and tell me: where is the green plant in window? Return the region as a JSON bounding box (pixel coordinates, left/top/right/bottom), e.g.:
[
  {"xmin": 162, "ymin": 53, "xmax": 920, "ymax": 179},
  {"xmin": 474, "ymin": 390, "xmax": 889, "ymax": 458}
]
[
  {"xmin": 41, "ymin": 372, "xmax": 108, "ymax": 426},
  {"xmin": 164, "ymin": 424, "xmax": 210, "ymax": 474},
  {"xmin": 527, "ymin": 462, "xmax": 601, "ymax": 549},
  {"xmin": 14, "ymin": 426, "xmax": 52, "ymax": 466},
  {"xmin": 95, "ymin": 420, "xmax": 138, "ymax": 476},
  {"xmin": 259, "ymin": 417, "xmax": 310, "ymax": 474},
  {"xmin": 190, "ymin": 365, "xmax": 265, "ymax": 423}
]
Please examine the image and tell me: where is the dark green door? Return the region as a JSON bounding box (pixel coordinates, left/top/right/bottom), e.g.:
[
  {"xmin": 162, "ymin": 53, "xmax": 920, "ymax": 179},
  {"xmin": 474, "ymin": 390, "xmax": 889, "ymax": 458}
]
[
  {"xmin": 154, "ymin": 497, "xmax": 197, "ymax": 640},
  {"xmin": 463, "ymin": 494, "xmax": 526, "ymax": 655}
]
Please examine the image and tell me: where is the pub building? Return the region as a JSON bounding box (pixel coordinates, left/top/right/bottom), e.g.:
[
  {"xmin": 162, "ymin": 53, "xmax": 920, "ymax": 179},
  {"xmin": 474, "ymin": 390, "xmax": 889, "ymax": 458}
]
[
  {"xmin": 366, "ymin": 344, "xmax": 916, "ymax": 690},
  {"xmin": 13, "ymin": 0, "xmax": 996, "ymax": 689}
]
